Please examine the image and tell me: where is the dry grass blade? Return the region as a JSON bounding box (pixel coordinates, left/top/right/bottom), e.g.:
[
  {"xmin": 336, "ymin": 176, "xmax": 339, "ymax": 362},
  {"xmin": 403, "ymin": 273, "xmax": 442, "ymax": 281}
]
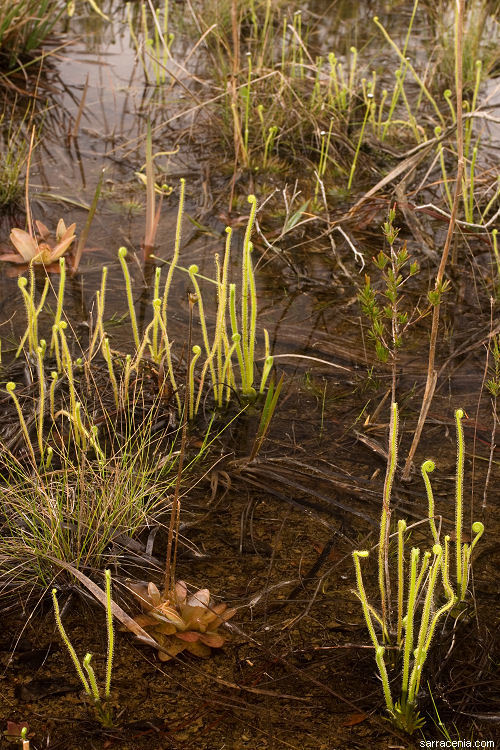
[
  {"xmin": 346, "ymin": 143, "xmax": 436, "ymax": 218},
  {"xmin": 46, "ymin": 556, "xmax": 160, "ymax": 649}
]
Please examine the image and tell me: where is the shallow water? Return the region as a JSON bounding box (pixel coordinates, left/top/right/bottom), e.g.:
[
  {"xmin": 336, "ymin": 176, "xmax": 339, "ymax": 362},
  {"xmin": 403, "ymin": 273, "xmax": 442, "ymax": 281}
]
[
  {"xmin": 0, "ymin": 1, "xmax": 498, "ymax": 517},
  {"xmin": 1, "ymin": 1, "xmax": 499, "ymax": 746}
]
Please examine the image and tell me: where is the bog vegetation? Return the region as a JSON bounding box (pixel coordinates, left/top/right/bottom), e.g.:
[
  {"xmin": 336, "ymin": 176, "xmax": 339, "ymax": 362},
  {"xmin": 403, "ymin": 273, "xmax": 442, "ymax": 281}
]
[{"xmin": 0, "ymin": 0, "xmax": 498, "ymax": 747}]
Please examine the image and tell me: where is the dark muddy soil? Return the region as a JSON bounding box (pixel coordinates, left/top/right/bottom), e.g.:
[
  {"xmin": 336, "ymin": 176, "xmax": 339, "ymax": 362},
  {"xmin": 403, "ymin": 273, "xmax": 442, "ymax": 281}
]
[{"xmin": 1, "ymin": 0, "xmax": 499, "ymax": 748}]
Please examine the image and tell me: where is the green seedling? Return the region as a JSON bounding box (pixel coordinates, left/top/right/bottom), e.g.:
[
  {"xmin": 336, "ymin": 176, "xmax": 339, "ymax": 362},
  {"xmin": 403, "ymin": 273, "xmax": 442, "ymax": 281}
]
[
  {"xmin": 358, "ymin": 208, "xmax": 419, "ymax": 401},
  {"xmin": 262, "ymin": 125, "xmax": 278, "ymax": 168},
  {"xmin": 314, "ymin": 121, "xmax": 334, "ymax": 206}
]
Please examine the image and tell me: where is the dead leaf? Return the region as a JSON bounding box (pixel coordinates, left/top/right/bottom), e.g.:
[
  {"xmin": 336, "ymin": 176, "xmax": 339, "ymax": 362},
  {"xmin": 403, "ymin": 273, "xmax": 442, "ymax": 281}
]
[
  {"xmin": 342, "ymin": 713, "xmax": 368, "ymax": 727},
  {"xmin": 45, "ymin": 556, "xmax": 160, "ymax": 650}
]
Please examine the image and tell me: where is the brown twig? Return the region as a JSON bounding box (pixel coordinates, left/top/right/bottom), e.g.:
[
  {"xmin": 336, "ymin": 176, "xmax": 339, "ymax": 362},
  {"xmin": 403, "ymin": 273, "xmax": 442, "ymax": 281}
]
[
  {"xmin": 482, "ymin": 301, "xmax": 498, "ymax": 508},
  {"xmin": 164, "ymin": 294, "xmax": 195, "ymax": 594},
  {"xmin": 24, "ymin": 126, "xmax": 36, "ymax": 239},
  {"xmin": 402, "ymin": 0, "xmax": 466, "ymax": 480},
  {"xmin": 70, "ymin": 73, "xmax": 89, "ymax": 139}
]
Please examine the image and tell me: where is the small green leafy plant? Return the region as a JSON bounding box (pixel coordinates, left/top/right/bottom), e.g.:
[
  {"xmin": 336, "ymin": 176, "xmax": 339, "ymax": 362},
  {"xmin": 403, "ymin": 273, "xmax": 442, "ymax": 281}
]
[{"xmin": 358, "ymin": 208, "xmax": 420, "ymax": 399}]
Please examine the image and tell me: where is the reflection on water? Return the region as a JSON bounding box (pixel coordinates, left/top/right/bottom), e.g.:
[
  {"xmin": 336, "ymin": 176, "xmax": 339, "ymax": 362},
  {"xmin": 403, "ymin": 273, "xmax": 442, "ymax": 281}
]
[{"xmin": 0, "ymin": 0, "xmax": 498, "ymax": 380}]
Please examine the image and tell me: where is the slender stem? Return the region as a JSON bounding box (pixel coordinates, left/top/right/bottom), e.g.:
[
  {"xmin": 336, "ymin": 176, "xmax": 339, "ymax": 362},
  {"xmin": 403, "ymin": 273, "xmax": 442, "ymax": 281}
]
[
  {"xmin": 241, "ymin": 196, "xmax": 257, "ymax": 394},
  {"xmin": 247, "ymin": 241, "xmax": 258, "ymax": 393},
  {"xmin": 188, "ymin": 265, "xmax": 217, "ymax": 396},
  {"xmin": 17, "ymin": 276, "xmax": 34, "ymax": 354},
  {"xmin": 151, "ymin": 267, "xmax": 161, "ymax": 362},
  {"xmin": 421, "ymin": 459, "xmax": 439, "ymax": 543},
  {"xmin": 379, "ymin": 402, "xmax": 398, "ymax": 636},
  {"xmin": 164, "ymin": 294, "xmax": 194, "ymax": 594},
  {"xmin": 6, "ymin": 382, "xmax": 36, "ymax": 464},
  {"xmin": 154, "ymin": 303, "xmax": 182, "ymax": 413},
  {"xmin": 57, "ymin": 322, "xmax": 76, "ymax": 416},
  {"xmin": 352, "ymin": 551, "xmax": 380, "ymax": 649},
  {"xmin": 259, "ymin": 355, "xmax": 274, "ymax": 394},
  {"xmin": 348, "ymin": 96, "xmax": 371, "ymax": 191},
  {"xmin": 401, "ymin": 547, "xmax": 419, "ymax": 704},
  {"xmin": 52, "ymin": 589, "xmax": 90, "ymax": 695},
  {"xmin": 375, "ymin": 646, "xmax": 394, "ymax": 713},
  {"xmin": 88, "ymin": 266, "xmax": 108, "ymax": 364},
  {"xmin": 49, "ymin": 371, "xmax": 58, "ymax": 420},
  {"xmin": 455, "ymin": 408, "xmax": 465, "ymax": 589},
  {"xmin": 51, "ymin": 257, "xmax": 66, "ymax": 353},
  {"xmin": 396, "ymin": 519, "xmax": 406, "ymax": 647},
  {"xmin": 83, "ymin": 654, "xmax": 101, "ymax": 703},
  {"xmin": 441, "ymin": 534, "xmax": 455, "ymax": 602},
  {"xmin": 36, "ymin": 342, "xmax": 46, "ymax": 457},
  {"xmin": 402, "ymin": 0, "xmax": 465, "ymax": 479},
  {"xmin": 104, "ymin": 569, "xmax": 114, "ymax": 699},
  {"xmin": 102, "ymin": 337, "xmax": 119, "ymax": 409},
  {"xmin": 122, "ymin": 353, "xmax": 132, "ymax": 409},
  {"xmin": 408, "ymin": 546, "xmax": 442, "ymax": 706},
  {"xmin": 74, "ymin": 402, "xmax": 87, "ymax": 450},
  {"xmin": 229, "ymin": 284, "xmax": 246, "ymax": 390},
  {"xmin": 189, "ymin": 345, "xmax": 202, "ymax": 420},
  {"xmin": 118, "ymin": 247, "xmax": 140, "ymax": 351}
]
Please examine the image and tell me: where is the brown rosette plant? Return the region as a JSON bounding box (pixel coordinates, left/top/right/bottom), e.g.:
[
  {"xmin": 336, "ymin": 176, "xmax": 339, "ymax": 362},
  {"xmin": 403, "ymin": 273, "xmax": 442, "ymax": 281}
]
[
  {"xmin": 1, "ymin": 219, "xmax": 76, "ymax": 267},
  {"xmin": 126, "ymin": 580, "xmax": 236, "ymax": 660}
]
